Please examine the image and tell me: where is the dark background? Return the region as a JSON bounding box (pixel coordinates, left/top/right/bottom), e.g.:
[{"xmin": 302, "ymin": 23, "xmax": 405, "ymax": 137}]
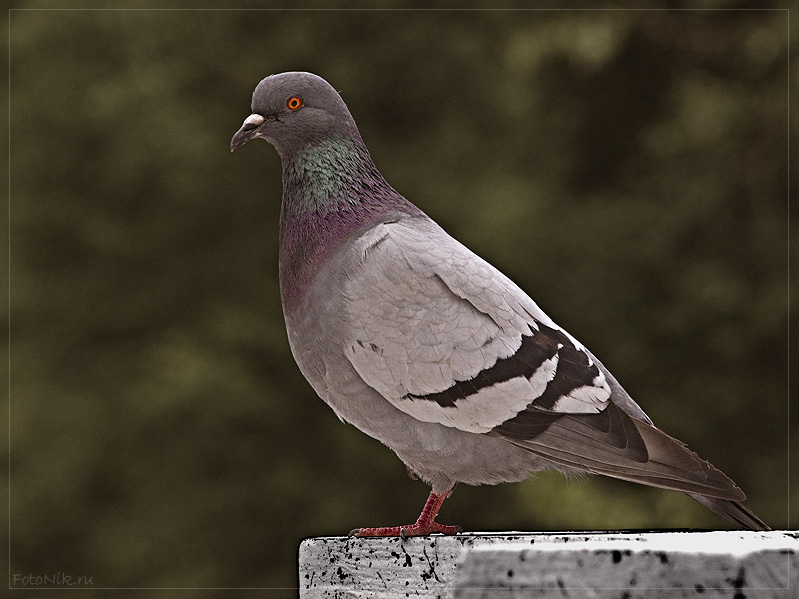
[{"xmin": 6, "ymin": 2, "xmax": 794, "ymax": 596}]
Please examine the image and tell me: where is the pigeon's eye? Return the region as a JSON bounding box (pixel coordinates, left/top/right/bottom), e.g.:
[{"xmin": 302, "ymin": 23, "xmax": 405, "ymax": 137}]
[{"xmin": 286, "ymin": 96, "xmax": 302, "ymax": 111}]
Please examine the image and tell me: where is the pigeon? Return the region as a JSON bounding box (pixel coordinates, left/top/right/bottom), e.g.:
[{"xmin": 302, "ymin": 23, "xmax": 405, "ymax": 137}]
[{"xmin": 231, "ymin": 71, "xmax": 769, "ymax": 536}]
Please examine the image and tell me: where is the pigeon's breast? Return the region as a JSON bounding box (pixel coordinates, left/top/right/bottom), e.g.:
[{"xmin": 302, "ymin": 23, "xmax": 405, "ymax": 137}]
[{"xmin": 280, "ymin": 221, "xmax": 396, "ymax": 408}]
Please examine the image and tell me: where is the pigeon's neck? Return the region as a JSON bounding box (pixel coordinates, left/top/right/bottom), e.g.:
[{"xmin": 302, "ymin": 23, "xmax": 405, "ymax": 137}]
[
  {"xmin": 281, "ymin": 136, "xmax": 386, "ymax": 217},
  {"xmin": 278, "ymin": 135, "xmax": 420, "ymax": 311}
]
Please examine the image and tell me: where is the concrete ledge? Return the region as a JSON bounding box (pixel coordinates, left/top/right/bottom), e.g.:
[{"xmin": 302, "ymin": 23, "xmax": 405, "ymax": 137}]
[{"xmin": 299, "ymin": 531, "xmax": 797, "ymax": 598}]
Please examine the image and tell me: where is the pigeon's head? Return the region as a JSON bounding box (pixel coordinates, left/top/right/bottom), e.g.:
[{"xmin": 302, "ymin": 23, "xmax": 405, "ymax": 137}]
[{"xmin": 230, "ymin": 71, "xmax": 357, "ymax": 156}]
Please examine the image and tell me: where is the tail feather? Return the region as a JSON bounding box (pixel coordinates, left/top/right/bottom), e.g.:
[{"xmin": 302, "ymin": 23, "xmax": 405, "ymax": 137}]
[
  {"xmin": 493, "ymin": 402, "xmax": 769, "ymax": 530},
  {"xmin": 686, "ymin": 493, "xmax": 770, "ymax": 531}
]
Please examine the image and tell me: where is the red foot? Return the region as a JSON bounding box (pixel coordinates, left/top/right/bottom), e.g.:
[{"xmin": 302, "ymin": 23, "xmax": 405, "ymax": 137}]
[
  {"xmin": 351, "ymin": 520, "xmax": 461, "ymax": 538},
  {"xmin": 349, "ymin": 486, "xmax": 461, "ymax": 538}
]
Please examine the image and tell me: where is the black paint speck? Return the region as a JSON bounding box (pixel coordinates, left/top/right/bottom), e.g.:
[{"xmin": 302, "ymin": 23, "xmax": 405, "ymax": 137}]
[
  {"xmin": 656, "ymin": 551, "xmax": 669, "ymax": 564},
  {"xmin": 507, "ymin": 569, "xmax": 514, "ymax": 578},
  {"xmin": 400, "ymin": 545, "xmax": 412, "ymax": 567},
  {"xmin": 695, "ymin": 584, "xmax": 705, "ymax": 593},
  {"xmin": 730, "ymin": 567, "xmax": 746, "ymax": 588},
  {"xmin": 612, "ymin": 550, "xmax": 623, "ymax": 564},
  {"xmin": 729, "ymin": 566, "xmax": 747, "ymax": 599},
  {"xmin": 420, "ymin": 546, "xmax": 440, "ymax": 583}
]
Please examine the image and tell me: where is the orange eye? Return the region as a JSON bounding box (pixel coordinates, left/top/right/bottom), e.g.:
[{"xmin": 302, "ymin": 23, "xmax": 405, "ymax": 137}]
[{"xmin": 286, "ymin": 96, "xmax": 302, "ymax": 110}]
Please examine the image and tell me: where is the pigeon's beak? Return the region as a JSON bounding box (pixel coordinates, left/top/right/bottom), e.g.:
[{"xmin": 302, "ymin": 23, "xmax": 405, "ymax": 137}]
[{"xmin": 230, "ymin": 113, "xmax": 267, "ymax": 152}]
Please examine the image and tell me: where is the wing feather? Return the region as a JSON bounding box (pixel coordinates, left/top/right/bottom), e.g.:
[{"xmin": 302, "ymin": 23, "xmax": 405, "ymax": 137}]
[
  {"xmin": 344, "ymin": 220, "xmax": 611, "ymax": 433},
  {"xmin": 493, "ymin": 403, "xmax": 747, "ymax": 500}
]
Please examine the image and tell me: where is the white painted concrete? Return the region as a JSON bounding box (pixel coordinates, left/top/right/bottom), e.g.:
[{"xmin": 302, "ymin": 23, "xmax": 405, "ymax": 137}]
[{"xmin": 299, "ymin": 531, "xmax": 797, "ymax": 598}]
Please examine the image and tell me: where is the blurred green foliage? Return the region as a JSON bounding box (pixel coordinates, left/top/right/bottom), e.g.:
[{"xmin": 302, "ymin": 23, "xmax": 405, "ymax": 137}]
[{"xmin": 6, "ymin": 3, "xmax": 794, "ymax": 595}]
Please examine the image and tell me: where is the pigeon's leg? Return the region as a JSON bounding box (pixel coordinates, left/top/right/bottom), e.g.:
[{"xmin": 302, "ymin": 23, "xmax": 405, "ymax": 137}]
[{"xmin": 349, "ymin": 485, "xmax": 461, "ymax": 538}]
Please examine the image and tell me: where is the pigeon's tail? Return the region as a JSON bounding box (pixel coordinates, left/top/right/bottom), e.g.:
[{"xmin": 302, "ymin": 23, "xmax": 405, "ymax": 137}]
[
  {"xmin": 685, "ymin": 493, "xmax": 770, "ymax": 531},
  {"xmin": 493, "ymin": 402, "xmax": 769, "ymax": 530}
]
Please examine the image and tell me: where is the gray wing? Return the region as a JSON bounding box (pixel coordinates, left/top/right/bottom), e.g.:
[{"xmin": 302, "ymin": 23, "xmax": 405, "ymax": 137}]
[{"xmin": 343, "ymin": 219, "xmax": 611, "ymax": 434}]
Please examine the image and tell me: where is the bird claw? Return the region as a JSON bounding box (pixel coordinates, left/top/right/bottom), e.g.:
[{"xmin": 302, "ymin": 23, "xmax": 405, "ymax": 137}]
[
  {"xmin": 349, "ymin": 521, "xmax": 461, "ymax": 539},
  {"xmin": 348, "ymin": 486, "xmax": 459, "ymax": 538}
]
